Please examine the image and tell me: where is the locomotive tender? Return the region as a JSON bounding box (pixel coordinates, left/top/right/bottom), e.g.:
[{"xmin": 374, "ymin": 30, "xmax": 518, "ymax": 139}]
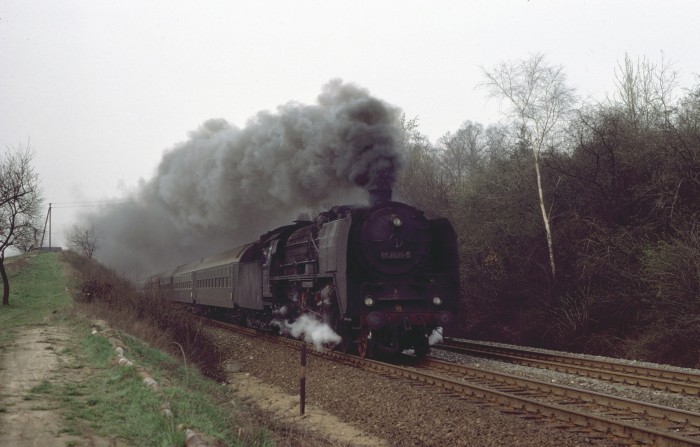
[{"xmin": 149, "ymin": 189, "xmax": 459, "ymax": 358}]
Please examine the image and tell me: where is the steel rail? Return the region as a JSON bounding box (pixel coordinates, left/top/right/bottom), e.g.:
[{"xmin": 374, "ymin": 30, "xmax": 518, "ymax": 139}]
[
  {"xmin": 330, "ymin": 354, "xmax": 700, "ymax": 446},
  {"xmin": 204, "ymin": 318, "xmax": 700, "ymax": 446},
  {"xmin": 439, "ymin": 338, "xmax": 700, "ymax": 396},
  {"xmin": 423, "ymin": 357, "xmax": 700, "ymax": 429}
]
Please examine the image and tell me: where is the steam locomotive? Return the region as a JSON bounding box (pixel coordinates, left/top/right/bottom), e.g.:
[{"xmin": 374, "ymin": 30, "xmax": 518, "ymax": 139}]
[{"xmin": 147, "ymin": 189, "xmax": 459, "ymax": 358}]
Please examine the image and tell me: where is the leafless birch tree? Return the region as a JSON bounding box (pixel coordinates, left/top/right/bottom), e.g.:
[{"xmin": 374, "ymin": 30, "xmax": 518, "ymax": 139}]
[{"xmin": 481, "ymin": 53, "xmax": 576, "ymax": 279}]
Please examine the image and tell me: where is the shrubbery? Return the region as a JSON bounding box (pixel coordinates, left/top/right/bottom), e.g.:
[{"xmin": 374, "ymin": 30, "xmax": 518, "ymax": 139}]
[
  {"xmin": 61, "ymin": 251, "xmax": 225, "ymax": 379},
  {"xmin": 396, "ymin": 57, "xmax": 700, "ymax": 367}
]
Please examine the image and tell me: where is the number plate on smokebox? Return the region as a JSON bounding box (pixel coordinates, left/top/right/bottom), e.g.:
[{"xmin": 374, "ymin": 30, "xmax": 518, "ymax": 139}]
[{"xmin": 380, "ymin": 251, "xmax": 412, "ymax": 259}]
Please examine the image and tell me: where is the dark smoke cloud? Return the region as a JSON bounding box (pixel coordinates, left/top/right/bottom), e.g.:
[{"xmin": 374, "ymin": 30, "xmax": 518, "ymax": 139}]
[{"xmin": 85, "ymin": 80, "xmax": 404, "ymax": 277}]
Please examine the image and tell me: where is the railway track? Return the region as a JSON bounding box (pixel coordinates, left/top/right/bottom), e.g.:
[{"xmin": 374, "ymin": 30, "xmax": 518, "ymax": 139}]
[
  {"xmin": 437, "ymin": 338, "xmax": 700, "ymax": 396},
  {"xmin": 418, "ymin": 357, "xmax": 700, "ymax": 446},
  {"xmin": 205, "ymin": 318, "xmax": 700, "ymax": 446}
]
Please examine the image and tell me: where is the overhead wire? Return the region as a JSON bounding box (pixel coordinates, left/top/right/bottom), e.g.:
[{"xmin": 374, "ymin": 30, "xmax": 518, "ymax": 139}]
[
  {"xmin": 39, "ymin": 200, "xmax": 130, "ymax": 246},
  {"xmin": 49, "ymin": 200, "xmax": 130, "ymax": 209}
]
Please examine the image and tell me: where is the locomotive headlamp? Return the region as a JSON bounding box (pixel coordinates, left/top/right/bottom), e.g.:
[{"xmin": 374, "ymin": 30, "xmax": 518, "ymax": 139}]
[
  {"xmin": 364, "ymin": 295, "xmax": 375, "ymax": 307},
  {"xmin": 432, "ymin": 296, "xmax": 442, "ymax": 306},
  {"xmin": 392, "ymin": 217, "xmax": 403, "ymax": 227}
]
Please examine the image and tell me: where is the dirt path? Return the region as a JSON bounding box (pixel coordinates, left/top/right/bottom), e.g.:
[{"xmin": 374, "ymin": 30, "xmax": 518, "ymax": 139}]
[
  {"xmin": 227, "ymin": 368, "xmax": 388, "ymax": 447},
  {"xmin": 0, "ymin": 322, "xmax": 382, "ymax": 447},
  {"xmin": 0, "ymin": 324, "xmax": 114, "ymax": 447}
]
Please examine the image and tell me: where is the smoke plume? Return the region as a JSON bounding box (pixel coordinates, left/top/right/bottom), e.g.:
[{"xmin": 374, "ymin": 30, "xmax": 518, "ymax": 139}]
[{"xmin": 84, "ymin": 80, "xmax": 404, "ymax": 277}]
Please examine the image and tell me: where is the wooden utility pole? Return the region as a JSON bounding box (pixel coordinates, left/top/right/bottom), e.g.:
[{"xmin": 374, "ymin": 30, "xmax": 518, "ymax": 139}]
[
  {"xmin": 300, "ymin": 344, "xmax": 307, "ymax": 415},
  {"xmin": 39, "ymin": 203, "xmax": 52, "ymax": 250}
]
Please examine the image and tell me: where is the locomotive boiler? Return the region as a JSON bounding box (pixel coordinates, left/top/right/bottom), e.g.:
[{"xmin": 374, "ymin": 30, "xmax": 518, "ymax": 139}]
[{"xmin": 160, "ymin": 189, "xmax": 459, "ymax": 358}]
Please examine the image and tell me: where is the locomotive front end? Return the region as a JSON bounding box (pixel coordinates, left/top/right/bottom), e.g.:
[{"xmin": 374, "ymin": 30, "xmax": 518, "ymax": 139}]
[{"xmin": 348, "ymin": 190, "xmax": 459, "ymax": 357}]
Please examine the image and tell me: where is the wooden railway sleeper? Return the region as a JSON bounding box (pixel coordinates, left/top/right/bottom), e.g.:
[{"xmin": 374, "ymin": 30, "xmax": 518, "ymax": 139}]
[{"xmin": 209, "ymin": 317, "xmax": 700, "ymax": 447}]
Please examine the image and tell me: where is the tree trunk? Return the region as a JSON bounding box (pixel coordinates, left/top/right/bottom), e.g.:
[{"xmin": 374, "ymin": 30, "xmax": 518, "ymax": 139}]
[
  {"xmin": 0, "ymin": 258, "xmax": 9, "ymax": 305},
  {"xmin": 534, "ymin": 151, "xmax": 556, "ymax": 279}
]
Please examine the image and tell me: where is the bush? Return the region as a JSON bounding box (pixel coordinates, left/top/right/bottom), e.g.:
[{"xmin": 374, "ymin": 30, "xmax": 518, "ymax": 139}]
[
  {"xmin": 627, "ymin": 316, "xmax": 700, "ymax": 368},
  {"xmin": 61, "ymin": 251, "xmax": 225, "ymax": 379}
]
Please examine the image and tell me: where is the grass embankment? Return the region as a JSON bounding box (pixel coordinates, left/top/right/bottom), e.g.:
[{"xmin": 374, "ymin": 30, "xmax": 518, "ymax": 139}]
[
  {"xmin": 1, "ymin": 253, "xmax": 274, "ymax": 447},
  {"xmin": 0, "ymin": 253, "xmax": 72, "ymax": 348}
]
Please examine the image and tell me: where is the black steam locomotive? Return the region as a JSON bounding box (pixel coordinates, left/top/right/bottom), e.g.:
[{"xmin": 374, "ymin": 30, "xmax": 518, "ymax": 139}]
[{"xmin": 149, "ymin": 189, "xmax": 459, "ymax": 358}]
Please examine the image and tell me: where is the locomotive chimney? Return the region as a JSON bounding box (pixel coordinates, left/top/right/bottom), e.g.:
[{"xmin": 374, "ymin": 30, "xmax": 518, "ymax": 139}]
[{"xmin": 369, "ymin": 188, "xmax": 392, "ymax": 206}]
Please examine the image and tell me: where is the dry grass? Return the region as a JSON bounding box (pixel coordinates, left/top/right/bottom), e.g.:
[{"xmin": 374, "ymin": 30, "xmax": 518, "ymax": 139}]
[
  {"xmin": 60, "ymin": 251, "xmax": 225, "ymax": 380},
  {"xmin": 59, "ymin": 251, "xmax": 352, "ymax": 446}
]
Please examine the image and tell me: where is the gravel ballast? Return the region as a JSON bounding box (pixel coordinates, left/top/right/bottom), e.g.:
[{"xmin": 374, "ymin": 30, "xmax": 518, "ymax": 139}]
[
  {"xmin": 214, "ymin": 329, "xmax": 630, "ymax": 446},
  {"xmin": 431, "ymin": 339, "xmax": 700, "ymax": 414}
]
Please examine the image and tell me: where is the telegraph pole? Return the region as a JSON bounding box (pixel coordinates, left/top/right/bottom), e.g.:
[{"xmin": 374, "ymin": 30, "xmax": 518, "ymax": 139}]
[
  {"xmin": 39, "ymin": 203, "xmax": 52, "ymax": 250},
  {"xmin": 38, "ymin": 200, "xmax": 126, "ymax": 251}
]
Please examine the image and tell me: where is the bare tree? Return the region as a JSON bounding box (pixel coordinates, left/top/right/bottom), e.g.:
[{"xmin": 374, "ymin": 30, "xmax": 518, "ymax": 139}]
[
  {"xmin": 1, "ymin": 145, "xmax": 42, "ymax": 305},
  {"xmin": 438, "ymin": 121, "xmax": 487, "ymax": 192},
  {"xmin": 481, "ymin": 53, "xmax": 576, "ymax": 279},
  {"xmin": 67, "ymin": 224, "xmax": 98, "ymax": 259},
  {"xmin": 613, "ymin": 53, "xmax": 677, "ymax": 129},
  {"xmin": 394, "ymin": 115, "xmax": 451, "ymax": 216},
  {"xmin": 13, "ymin": 226, "xmax": 40, "ymax": 253}
]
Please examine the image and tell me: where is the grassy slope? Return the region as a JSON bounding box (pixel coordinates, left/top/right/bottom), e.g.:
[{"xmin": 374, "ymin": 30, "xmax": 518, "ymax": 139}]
[
  {"xmin": 1, "ymin": 253, "xmax": 274, "ymax": 447},
  {"xmin": 0, "ymin": 253, "xmax": 72, "ymax": 348}
]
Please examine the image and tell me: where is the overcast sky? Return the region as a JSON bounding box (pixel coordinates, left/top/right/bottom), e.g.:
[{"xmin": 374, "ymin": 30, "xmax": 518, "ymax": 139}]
[{"xmin": 2, "ymin": 0, "xmax": 699, "ymax": 248}]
